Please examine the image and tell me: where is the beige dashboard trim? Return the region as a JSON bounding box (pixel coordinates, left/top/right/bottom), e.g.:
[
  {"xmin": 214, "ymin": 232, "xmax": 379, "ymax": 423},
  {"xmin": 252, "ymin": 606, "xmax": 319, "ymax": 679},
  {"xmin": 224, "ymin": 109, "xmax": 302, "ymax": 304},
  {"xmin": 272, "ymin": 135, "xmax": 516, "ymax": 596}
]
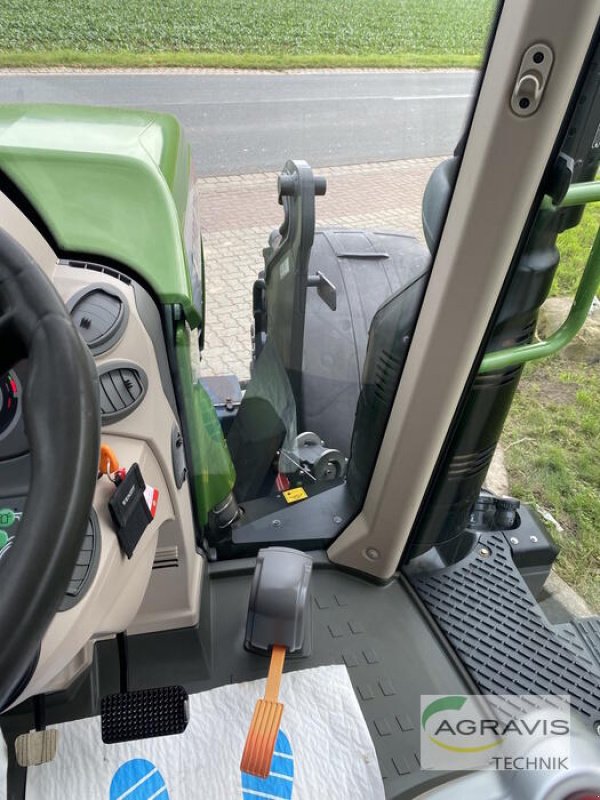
[
  {"xmin": 0, "ymin": 192, "xmax": 57, "ymax": 279},
  {"xmin": 0, "ymin": 207, "xmax": 205, "ymax": 705}
]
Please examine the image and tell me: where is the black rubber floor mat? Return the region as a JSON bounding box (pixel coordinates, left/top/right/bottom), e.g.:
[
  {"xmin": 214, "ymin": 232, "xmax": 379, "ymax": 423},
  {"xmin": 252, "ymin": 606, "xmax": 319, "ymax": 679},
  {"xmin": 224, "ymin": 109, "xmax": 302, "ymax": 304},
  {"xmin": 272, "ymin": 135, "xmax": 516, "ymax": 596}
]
[
  {"xmin": 411, "ymin": 533, "xmax": 600, "ymax": 731},
  {"xmin": 573, "ymin": 617, "xmax": 600, "ymax": 672}
]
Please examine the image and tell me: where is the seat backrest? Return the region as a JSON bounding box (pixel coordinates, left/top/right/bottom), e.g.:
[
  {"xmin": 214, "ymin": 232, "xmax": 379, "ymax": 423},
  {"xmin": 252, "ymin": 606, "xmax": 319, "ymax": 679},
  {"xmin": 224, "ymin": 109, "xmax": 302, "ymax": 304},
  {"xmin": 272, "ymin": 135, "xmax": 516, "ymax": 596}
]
[
  {"xmin": 421, "ymin": 156, "xmax": 459, "ymax": 253},
  {"xmin": 345, "ymin": 270, "xmax": 429, "ymax": 500},
  {"xmin": 345, "ymin": 156, "xmax": 458, "ymax": 499}
]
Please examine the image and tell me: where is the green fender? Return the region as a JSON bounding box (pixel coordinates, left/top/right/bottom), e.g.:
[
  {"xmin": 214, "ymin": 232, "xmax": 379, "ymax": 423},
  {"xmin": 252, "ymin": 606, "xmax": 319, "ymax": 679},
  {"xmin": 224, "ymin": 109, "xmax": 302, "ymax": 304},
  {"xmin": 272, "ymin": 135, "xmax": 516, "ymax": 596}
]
[{"xmin": 0, "ymin": 103, "xmax": 202, "ymax": 327}]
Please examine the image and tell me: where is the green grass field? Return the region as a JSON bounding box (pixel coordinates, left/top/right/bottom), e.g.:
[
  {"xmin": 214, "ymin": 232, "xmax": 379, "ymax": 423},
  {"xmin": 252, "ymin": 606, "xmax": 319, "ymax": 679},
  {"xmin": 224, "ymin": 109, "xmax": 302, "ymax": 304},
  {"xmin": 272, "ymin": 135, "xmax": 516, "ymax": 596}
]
[
  {"xmin": 0, "ymin": 0, "xmax": 495, "ymax": 68},
  {"xmin": 504, "ymin": 361, "xmax": 600, "ymax": 612},
  {"xmin": 503, "ymin": 204, "xmax": 600, "ymax": 612}
]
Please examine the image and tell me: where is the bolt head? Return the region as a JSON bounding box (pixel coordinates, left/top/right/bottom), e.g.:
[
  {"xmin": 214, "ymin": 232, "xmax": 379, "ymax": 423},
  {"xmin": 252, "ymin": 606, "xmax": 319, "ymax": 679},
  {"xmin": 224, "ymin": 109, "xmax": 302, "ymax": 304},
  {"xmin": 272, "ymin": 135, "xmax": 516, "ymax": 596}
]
[
  {"xmin": 510, "ymin": 536, "xmax": 519, "ymax": 545},
  {"xmin": 365, "ymin": 547, "xmax": 380, "ymax": 561},
  {"xmin": 333, "ymin": 516, "xmax": 342, "ymax": 524},
  {"xmin": 530, "ymin": 535, "xmax": 539, "ymax": 544},
  {"xmin": 478, "ymin": 547, "xmax": 491, "ymax": 558},
  {"xmin": 272, "ymin": 519, "xmax": 281, "ymax": 528}
]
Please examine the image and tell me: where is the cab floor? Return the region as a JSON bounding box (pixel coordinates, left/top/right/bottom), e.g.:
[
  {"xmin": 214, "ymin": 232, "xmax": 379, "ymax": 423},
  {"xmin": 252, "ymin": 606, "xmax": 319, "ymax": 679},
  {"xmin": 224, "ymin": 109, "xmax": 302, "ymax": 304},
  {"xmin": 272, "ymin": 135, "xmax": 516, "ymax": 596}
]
[{"xmin": 3, "ymin": 555, "xmax": 472, "ymax": 800}]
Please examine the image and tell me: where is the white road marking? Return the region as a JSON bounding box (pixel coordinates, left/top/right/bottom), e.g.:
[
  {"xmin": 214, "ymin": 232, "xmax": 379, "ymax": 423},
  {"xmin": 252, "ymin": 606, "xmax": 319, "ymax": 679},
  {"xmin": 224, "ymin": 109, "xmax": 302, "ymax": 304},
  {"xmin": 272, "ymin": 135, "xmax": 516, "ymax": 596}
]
[{"xmin": 124, "ymin": 93, "xmax": 472, "ymax": 108}]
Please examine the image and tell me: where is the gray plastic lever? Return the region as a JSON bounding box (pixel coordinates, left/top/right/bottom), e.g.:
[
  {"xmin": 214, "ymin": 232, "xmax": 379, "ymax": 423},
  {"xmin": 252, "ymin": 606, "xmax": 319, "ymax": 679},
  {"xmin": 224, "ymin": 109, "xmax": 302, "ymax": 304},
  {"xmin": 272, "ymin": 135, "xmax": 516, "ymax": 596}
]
[{"xmin": 245, "ymin": 547, "xmax": 313, "ymax": 654}]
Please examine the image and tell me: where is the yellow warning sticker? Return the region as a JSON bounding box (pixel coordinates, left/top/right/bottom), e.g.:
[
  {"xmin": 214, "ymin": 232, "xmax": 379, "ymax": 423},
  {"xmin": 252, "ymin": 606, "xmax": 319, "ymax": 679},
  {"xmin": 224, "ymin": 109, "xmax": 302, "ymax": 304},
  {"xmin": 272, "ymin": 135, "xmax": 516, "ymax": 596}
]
[{"xmin": 283, "ymin": 487, "xmax": 308, "ymax": 504}]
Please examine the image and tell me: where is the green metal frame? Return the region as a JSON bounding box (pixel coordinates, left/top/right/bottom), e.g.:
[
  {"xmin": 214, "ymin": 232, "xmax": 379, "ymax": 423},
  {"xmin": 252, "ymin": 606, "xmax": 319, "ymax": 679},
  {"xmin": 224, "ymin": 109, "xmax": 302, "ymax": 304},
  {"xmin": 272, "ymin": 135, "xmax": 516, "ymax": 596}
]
[{"xmin": 480, "ymin": 181, "xmax": 600, "ymax": 373}]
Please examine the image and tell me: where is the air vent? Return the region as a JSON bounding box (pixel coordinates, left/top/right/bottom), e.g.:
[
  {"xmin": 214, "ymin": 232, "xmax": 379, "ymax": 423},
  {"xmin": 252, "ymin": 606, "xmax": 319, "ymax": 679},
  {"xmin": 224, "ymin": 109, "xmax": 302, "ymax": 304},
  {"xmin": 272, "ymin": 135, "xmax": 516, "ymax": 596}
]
[
  {"xmin": 63, "ymin": 259, "xmax": 132, "ymax": 286},
  {"xmin": 373, "ymin": 348, "xmax": 403, "ymax": 405},
  {"xmin": 59, "ymin": 510, "xmax": 100, "ymax": 611},
  {"xmin": 153, "ymin": 546, "xmax": 179, "ymax": 570},
  {"xmin": 98, "ymin": 362, "xmax": 148, "ymax": 425},
  {"xmin": 67, "ymin": 284, "xmax": 129, "ymax": 355}
]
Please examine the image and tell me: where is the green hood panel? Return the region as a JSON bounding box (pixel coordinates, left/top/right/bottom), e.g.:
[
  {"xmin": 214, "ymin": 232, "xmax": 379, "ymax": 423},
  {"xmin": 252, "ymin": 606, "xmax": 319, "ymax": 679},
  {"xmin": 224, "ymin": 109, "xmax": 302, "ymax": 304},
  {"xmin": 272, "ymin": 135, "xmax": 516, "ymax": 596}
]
[{"xmin": 0, "ymin": 104, "xmax": 200, "ymax": 327}]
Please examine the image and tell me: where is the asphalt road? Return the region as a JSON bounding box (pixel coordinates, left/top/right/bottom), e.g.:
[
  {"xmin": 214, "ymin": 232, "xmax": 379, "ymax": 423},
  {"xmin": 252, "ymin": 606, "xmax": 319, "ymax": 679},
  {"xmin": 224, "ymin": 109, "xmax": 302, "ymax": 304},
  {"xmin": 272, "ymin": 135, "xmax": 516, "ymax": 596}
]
[{"xmin": 0, "ymin": 71, "xmax": 477, "ymax": 176}]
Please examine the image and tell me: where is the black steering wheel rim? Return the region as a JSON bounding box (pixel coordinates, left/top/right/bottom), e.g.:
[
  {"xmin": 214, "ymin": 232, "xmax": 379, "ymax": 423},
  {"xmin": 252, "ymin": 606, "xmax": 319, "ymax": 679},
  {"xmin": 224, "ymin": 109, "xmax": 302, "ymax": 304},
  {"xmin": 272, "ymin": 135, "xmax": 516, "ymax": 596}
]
[{"xmin": 0, "ymin": 228, "xmax": 99, "ymax": 710}]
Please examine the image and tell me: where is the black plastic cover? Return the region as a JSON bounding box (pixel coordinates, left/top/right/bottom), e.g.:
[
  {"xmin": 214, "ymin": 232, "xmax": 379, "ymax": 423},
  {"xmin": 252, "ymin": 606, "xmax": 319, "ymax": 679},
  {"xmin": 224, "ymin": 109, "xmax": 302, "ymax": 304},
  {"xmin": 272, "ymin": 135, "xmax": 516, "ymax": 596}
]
[
  {"xmin": 108, "ymin": 464, "xmax": 152, "ymax": 559},
  {"xmin": 245, "ymin": 547, "xmax": 313, "ymax": 653}
]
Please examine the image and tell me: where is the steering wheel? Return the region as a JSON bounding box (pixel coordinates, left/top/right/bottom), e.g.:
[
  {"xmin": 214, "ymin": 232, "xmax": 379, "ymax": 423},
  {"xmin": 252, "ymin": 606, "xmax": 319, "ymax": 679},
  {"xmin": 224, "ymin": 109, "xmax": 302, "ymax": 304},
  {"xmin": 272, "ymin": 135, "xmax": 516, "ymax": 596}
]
[{"xmin": 0, "ymin": 228, "xmax": 100, "ymax": 711}]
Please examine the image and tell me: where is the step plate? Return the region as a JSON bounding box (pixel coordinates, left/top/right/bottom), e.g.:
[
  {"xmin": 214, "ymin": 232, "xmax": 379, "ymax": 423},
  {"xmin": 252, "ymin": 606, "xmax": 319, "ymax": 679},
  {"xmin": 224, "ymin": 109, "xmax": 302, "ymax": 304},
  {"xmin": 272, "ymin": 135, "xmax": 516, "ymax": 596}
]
[{"xmin": 411, "ymin": 532, "xmax": 600, "ymax": 730}]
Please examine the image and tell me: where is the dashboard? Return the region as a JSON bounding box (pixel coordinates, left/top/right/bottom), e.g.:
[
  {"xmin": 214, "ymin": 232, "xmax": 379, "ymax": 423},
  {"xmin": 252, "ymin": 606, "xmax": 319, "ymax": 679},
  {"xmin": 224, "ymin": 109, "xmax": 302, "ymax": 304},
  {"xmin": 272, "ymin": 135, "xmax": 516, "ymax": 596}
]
[
  {"xmin": 0, "ymin": 224, "xmax": 204, "ymax": 709},
  {"xmin": 0, "ymin": 368, "xmax": 24, "ymax": 451},
  {"xmin": 0, "ymin": 275, "xmax": 160, "ymax": 610},
  {"xmin": 0, "ymin": 365, "xmax": 27, "ymax": 566}
]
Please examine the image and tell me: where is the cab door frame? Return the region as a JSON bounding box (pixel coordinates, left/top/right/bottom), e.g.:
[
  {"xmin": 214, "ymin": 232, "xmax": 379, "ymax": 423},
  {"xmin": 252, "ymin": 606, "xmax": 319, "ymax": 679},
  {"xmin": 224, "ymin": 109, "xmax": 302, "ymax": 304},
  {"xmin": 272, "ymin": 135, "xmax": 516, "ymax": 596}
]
[{"xmin": 329, "ymin": 0, "xmax": 600, "ymax": 579}]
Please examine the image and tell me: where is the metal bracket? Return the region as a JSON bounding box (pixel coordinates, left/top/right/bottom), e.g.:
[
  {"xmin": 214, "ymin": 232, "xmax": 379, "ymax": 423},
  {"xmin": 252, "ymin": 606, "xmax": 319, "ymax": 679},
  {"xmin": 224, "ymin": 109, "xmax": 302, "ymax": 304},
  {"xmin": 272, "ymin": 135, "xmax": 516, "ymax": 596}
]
[
  {"xmin": 511, "ymin": 44, "xmax": 554, "ymax": 117},
  {"xmin": 261, "ymin": 161, "xmax": 327, "ymax": 388},
  {"xmin": 307, "ymin": 271, "xmax": 337, "ymax": 311}
]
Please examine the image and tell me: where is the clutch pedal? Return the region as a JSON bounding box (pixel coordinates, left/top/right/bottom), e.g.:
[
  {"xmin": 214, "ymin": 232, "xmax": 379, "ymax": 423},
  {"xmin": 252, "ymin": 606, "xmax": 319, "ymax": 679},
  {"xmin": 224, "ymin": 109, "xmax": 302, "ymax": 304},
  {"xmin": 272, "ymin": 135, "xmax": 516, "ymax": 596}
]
[{"xmin": 15, "ymin": 695, "xmax": 58, "ymax": 767}]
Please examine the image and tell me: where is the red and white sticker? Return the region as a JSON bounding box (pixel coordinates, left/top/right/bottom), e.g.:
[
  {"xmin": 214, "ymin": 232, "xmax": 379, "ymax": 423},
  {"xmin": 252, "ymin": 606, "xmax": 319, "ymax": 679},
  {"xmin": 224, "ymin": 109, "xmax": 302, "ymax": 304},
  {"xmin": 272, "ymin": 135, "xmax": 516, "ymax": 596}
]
[
  {"xmin": 144, "ymin": 485, "xmax": 159, "ymax": 518},
  {"xmin": 275, "ymin": 473, "xmax": 291, "ymax": 493}
]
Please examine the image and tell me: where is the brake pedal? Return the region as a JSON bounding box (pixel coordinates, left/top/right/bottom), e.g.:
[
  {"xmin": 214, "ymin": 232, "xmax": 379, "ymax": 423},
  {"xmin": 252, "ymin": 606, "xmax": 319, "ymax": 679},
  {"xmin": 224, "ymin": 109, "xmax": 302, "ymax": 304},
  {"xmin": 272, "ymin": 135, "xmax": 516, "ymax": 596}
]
[{"xmin": 100, "ymin": 632, "xmax": 189, "ymax": 744}]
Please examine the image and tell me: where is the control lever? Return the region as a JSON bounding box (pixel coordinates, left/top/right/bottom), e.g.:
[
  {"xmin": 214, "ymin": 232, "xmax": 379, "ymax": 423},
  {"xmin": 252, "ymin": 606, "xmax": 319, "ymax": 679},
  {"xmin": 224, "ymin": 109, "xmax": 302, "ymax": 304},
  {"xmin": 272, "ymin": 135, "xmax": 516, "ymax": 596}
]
[
  {"xmin": 241, "ymin": 548, "xmax": 313, "ymax": 776},
  {"xmin": 244, "ymin": 547, "xmax": 313, "ymax": 655}
]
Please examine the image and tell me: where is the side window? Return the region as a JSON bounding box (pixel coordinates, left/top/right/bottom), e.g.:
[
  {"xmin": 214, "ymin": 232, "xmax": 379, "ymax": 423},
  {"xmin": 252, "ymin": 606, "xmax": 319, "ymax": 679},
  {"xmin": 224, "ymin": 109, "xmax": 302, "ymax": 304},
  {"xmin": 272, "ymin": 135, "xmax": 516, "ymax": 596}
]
[{"xmin": 190, "ymin": 1, "xmax": 503, "ymax": 554}]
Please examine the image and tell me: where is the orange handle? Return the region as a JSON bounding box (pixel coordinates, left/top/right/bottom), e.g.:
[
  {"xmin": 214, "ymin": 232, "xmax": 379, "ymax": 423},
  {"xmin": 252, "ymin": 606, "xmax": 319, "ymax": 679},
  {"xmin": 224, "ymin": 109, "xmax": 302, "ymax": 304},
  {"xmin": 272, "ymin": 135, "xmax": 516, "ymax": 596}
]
[
  {"xmin": 264, "ymin": 645, "xmax": 286, "ymax": 703},
  {"xmin": 99, "ymin": 443, "xmax": 119, "ymax": 475}
]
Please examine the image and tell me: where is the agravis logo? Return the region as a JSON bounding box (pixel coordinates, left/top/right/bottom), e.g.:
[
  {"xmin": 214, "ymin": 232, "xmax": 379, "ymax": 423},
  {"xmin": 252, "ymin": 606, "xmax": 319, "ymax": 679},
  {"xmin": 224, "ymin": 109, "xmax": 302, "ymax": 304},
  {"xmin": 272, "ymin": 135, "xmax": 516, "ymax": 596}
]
[
  {"xmin": 420, "ymin": 694, "xmax": 571, "ymax": 771},
  {"xmin": 421, "ymin": 695, "xmax": 503, "ymax": 754}
]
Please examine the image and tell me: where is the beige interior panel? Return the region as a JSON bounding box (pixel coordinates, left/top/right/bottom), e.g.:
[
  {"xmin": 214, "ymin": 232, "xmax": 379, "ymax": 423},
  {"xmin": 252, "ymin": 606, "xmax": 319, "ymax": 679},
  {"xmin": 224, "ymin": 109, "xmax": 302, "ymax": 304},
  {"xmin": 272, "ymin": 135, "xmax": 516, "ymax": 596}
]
[
  {"xmin": 12, "ymin": 437, "xmax": 168, "ymax": 706},
  {"xmin": 0, "ymin": 191, "xmax": 57, "ymax": 279},
  {"xmin": 0, "ymin": 217, "xmax": 204, "ymax": 705},
  {"xmin": 51, "ymin": 265, "xmax": 204, "ymax": 639}
]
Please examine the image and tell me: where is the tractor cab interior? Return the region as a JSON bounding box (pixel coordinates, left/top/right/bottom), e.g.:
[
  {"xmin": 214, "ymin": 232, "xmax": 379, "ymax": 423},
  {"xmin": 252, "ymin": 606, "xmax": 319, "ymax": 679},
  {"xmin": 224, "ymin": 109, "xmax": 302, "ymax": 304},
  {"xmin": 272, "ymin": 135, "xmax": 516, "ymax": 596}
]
[{"xmin": 1, "ymin": 1, "xmax": 600, "ymax": 798}]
